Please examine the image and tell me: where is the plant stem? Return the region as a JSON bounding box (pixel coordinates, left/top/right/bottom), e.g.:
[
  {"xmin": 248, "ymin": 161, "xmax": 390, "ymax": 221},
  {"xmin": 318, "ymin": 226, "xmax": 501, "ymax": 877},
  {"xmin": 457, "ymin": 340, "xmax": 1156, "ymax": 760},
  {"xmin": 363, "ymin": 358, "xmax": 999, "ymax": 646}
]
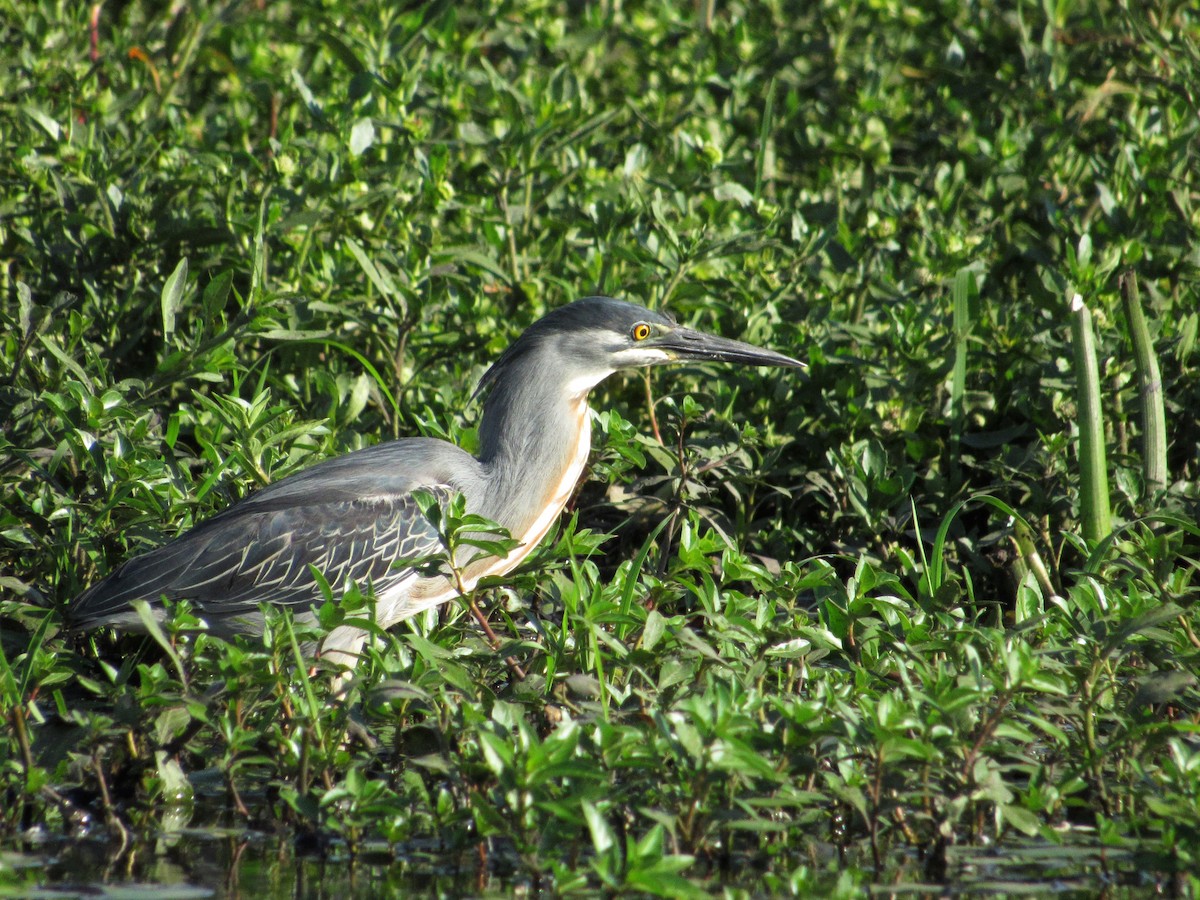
[
  {"xmin": 1069, "ymin": 293, "xmax": 1112, "ymax": 543},
  {"xmin": 950, "ymin": 268, "xmax": 974, "ymax": 480},
  {"xmin": 1120, "ymin": 272, "xmax": 1168, "ymax": 498}
]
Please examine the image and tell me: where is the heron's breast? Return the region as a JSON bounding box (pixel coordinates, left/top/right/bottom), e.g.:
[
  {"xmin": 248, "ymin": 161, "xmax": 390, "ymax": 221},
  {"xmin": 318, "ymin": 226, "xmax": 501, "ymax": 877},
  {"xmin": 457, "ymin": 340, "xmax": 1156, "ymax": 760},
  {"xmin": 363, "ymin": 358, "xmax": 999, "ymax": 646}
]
[
  {"xmin": 515, "ymin": 398, "xmax": 593, "ymax": 554},
  {"xmin": 371, "ymin": 401, "xmax": 593, "ymax": 627},
  {"xmin": 451, "ymin": 398, "xmax": 591, "ymax": 580}
]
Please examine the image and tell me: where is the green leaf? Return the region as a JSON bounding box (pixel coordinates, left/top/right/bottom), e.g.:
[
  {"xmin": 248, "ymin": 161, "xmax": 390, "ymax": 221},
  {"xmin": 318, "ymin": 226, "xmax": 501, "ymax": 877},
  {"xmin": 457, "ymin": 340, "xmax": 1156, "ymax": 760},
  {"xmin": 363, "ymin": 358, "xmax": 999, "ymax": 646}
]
[
  {"xmin": 713, "ymin": 182, "xmax": 753, "ymax": 206},
  {"xmin": 582, "ymin": 800, "xmax": 615, "ymax": 853},
  {"xmin": 23, "ymin": 106, "xmax": 61, "ymax": 140},
  {"xmin": 161, "ymin": 257, "xmax": 188, "ymax": 347},
  {"xmin": 349, "ymin": 117, "xmax": 376, "ymax": 156}
]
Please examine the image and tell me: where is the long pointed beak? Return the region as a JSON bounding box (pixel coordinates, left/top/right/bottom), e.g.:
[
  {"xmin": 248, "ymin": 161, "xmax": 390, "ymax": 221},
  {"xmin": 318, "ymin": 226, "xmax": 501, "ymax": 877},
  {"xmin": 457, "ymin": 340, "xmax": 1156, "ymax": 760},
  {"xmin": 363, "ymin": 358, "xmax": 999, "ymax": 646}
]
[{"xmin": 650, "ymin": 326, "xmax": 805, "ymax": 369}]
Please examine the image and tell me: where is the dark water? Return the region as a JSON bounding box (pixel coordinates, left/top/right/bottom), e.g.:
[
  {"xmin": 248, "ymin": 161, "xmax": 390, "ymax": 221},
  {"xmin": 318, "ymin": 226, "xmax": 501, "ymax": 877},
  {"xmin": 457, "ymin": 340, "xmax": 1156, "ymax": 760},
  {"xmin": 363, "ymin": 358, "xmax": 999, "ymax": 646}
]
[
  {"xmin": 3, "ymin": 831, "xmax": 489, "ymax": 899},
  {"xmin": 0, "ymin": 826, "xmax": 1180, "ymax": 898}
]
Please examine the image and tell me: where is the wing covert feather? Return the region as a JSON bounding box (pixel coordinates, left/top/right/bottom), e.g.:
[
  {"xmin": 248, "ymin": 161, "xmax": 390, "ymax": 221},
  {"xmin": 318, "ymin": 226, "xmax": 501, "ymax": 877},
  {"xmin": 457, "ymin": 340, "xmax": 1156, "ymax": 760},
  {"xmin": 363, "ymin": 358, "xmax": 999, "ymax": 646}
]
[
  {"xmin": 70, "ymin": 436, "xmax": 484, "ymax": 633},
  {"xmin": 71, "ymin": 492, "xmax": 449, "ymax": 631}
]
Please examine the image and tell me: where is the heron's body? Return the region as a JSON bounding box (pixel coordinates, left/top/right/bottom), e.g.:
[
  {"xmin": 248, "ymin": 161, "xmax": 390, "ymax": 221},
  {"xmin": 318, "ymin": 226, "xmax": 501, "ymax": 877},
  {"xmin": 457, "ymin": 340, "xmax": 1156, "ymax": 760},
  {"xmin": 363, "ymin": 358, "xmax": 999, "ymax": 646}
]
[{"xmin": 69, "ymin": 297, "xmax": 802, "ymax": 664}]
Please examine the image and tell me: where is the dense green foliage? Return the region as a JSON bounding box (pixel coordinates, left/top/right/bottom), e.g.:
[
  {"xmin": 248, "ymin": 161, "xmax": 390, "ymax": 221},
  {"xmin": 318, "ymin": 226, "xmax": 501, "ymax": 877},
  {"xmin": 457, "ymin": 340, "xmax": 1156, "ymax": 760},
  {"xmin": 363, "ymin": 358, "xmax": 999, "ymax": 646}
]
[{"xmin": 2, "ymin": 0, "xmax": 1199, "ymax": 894}]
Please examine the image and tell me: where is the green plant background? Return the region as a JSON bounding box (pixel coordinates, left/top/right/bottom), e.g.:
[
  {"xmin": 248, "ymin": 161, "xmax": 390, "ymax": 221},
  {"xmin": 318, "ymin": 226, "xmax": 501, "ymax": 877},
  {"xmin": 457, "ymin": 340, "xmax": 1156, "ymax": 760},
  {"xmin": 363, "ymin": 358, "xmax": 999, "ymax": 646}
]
[{"xmin": 2, "ymin": 0, "xmax": 1198, "ymax": 895}]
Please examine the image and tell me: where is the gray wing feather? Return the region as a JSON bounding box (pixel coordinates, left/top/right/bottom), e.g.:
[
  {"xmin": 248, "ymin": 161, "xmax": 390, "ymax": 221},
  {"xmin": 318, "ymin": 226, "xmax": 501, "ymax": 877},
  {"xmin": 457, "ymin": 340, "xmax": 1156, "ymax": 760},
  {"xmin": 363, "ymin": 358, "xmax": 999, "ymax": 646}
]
[{"xmin": 70, "ymin": 438, "xmax": 483, "ymax": 634}]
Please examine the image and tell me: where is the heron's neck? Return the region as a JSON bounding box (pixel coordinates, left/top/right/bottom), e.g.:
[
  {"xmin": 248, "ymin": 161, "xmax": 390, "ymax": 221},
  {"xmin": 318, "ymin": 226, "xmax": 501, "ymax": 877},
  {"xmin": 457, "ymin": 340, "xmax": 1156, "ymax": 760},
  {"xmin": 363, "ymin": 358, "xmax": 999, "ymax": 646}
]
[{"xmin": 475, "ymin": 368, "xmax": 592, "ymax": 530}]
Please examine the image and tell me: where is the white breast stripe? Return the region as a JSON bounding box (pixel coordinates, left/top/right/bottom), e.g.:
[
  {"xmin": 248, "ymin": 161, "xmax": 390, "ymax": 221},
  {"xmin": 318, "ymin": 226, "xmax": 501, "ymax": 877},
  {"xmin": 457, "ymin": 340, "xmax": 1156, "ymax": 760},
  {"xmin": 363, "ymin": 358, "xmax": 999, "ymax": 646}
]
[{"xmin": 327, "ymin": 415, "xmax": 593, "ymax": 658}]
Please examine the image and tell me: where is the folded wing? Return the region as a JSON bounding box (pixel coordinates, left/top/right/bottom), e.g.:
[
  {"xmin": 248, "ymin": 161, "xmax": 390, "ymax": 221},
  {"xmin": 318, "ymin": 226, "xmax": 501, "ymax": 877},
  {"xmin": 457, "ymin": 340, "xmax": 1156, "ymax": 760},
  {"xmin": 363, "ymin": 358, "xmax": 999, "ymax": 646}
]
[{"xmin": 69, "ymin": 438, "xmax": 480, "ymax": 635}]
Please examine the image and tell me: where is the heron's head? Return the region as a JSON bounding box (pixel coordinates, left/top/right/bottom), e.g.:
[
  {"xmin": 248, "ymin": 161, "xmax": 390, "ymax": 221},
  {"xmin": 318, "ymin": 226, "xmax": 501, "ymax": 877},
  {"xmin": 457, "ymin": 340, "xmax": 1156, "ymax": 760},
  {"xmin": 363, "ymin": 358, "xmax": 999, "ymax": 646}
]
[{"xmin": 475, "ymin": 296, "xmax": 804, "ymax": 400}]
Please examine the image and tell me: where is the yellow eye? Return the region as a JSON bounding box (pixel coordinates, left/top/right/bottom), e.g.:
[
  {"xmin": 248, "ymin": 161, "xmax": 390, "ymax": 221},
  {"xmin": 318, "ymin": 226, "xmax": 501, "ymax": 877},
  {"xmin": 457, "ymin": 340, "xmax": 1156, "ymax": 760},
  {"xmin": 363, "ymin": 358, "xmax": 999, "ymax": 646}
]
[{"xmin": 631, "ymin": 322, "xmax": 652, "ymax": 341}]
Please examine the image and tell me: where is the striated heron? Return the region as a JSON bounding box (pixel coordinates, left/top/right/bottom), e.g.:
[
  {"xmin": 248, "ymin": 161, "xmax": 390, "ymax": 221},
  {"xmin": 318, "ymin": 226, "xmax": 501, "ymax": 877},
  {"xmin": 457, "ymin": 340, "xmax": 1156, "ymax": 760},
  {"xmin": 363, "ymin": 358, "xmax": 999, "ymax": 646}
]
[{"xmin": 69, "ymin": 297, "xmax": 803, "ymax": 664}]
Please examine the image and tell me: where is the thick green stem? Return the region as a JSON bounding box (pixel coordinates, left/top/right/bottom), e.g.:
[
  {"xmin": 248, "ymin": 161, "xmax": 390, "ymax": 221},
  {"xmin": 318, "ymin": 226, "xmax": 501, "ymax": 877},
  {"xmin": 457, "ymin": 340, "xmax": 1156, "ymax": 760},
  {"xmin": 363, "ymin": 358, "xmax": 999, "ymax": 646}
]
[
  {"xmin": 1069, "ymin": 293, "xmax": 1112, "ymax": 543},
  {"xmin": 1120, "ymin": 272, "xmax": 1168, "ymax": 498},
  {"xmin": 950, "ymin": 268, "xmax": 974, "ymax": 479}
]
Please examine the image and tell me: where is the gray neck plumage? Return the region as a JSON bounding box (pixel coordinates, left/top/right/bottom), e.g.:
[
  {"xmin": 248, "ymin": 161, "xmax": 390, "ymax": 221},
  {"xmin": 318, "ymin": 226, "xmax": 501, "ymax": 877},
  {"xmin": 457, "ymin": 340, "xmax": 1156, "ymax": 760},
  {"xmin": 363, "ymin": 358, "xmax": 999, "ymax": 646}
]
[{"xmin": 474, "ymin": 344, "xmax": 587, "ymax": 528}]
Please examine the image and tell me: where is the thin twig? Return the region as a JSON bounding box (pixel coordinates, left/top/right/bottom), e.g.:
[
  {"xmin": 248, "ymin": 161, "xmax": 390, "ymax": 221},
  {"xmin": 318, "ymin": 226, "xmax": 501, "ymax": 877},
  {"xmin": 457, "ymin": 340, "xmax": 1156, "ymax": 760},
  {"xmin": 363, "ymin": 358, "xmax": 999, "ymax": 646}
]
[{"xmin": 468, "ymin": 598, "xmax": 527, "ymax": 681}]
